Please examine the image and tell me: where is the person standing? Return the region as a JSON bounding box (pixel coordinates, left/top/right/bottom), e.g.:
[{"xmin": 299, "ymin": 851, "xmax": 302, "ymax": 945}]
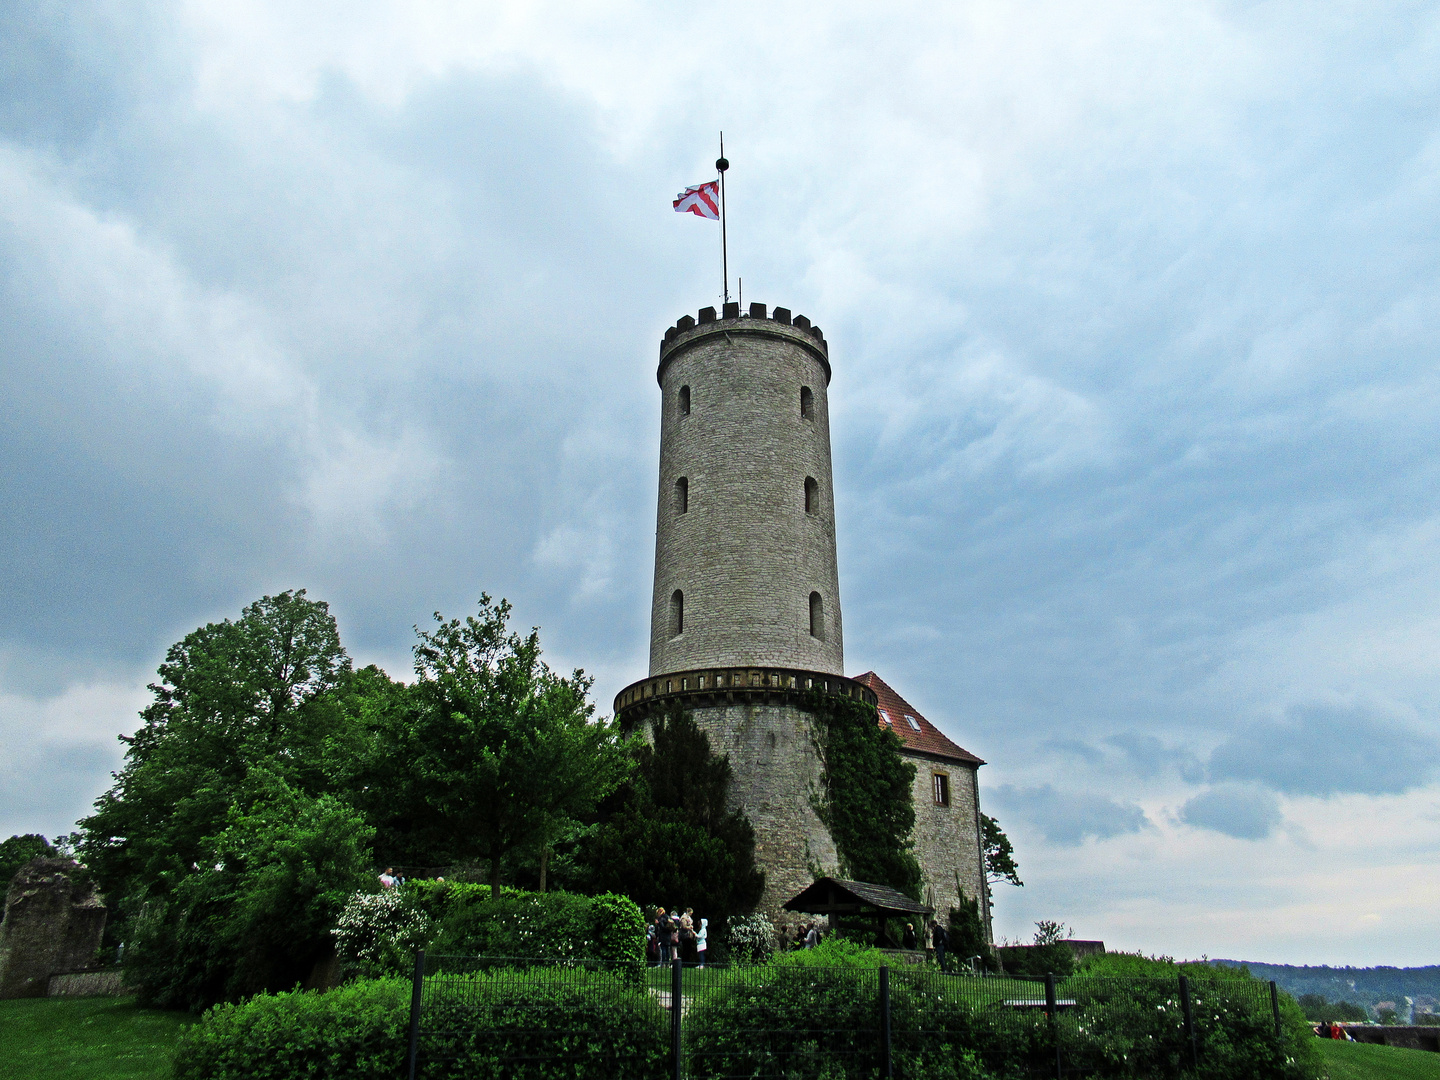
[
  {"xmin": 804, "ymin": 922, "xmax": 819, "ymax": 949},
  {"xmin": 379, "ymin": 867, "xmax": 397, "ymax": 890},
  {"xmin": 680, "ymin": 908, "xmax": 696, "ymax": 963},
  {"xmin": 657, "ymin": 909, "xmax": 671, "ymax": 963},
  {"xmin": 696, "ymin": 918, "xmax": 708, "ymax": 968},
  {"xmin": 931, "ymin": 920, "xmax": 949, "ymax": 973},
  {"xmin": 902, "ymin": 923, "xmax": 917, "ymax": 950}
]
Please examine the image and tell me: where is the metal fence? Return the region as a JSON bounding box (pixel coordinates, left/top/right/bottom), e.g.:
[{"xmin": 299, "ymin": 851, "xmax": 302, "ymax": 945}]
[{"xmin": 406, "ymin": 954, "xmax": 1287, "ymax": 1079}]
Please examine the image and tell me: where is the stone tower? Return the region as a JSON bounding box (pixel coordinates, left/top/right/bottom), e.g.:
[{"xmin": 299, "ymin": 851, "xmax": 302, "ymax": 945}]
[
  {"xmin": 617, "ymin": 301, "xmax": 878, "ymax": 917},
  {"xmin": 648, "ymin": 301, "xmax": 844, "ymax": 676}
]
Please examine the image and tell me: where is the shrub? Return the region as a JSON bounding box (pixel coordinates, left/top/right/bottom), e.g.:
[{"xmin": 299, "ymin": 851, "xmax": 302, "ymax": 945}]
[
  {"xmin": 174, "ymin": 967, "xmax": 666, "ymax": 1080},
  {"xmin": 173, "ymin": 977, "xmax": 408, "ymax": 1080},
  {"xmin": 725, "ymin": 912, "xmax": 775, "ymax": 964},
  {"xmin": 1071, "ymin": 953, "xmax": 1321, "ymax": 1080},
  {"xmin": 422, "ymin": 966, "xmax": 667, "ymax": 1077},
  {"xmin": 405, "ymin": 883, "xmax": 644, "ymax": 982},
  {"xmin": 332, "ymin": 889, "xmax": 433, "ymax": 976},
  {"xmin": 687, "ymin": 962, "xmax": 993, "ymax": 1079}
]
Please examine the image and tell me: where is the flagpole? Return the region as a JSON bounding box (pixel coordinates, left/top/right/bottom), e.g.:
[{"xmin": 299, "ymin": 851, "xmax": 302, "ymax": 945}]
[{"xmin": 717, "ymin": 132, "xmax": 729, "ymax": 304}]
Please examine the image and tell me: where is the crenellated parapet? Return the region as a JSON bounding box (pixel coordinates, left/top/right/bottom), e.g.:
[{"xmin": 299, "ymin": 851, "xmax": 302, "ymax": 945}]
[{"xmin": 658, "ymin": 302, "xmax": 831, "ymax": 385}]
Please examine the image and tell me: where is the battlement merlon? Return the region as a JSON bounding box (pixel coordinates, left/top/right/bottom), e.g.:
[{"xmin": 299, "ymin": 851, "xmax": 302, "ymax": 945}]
[{"xmin": 659, "ymin": 303, "xmax": 830, "ymax": 386}]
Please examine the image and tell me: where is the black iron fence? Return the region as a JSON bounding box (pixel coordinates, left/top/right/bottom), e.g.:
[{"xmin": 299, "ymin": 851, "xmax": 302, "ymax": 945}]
[{"xmin": 405, "ymin": 954, "xmax": 1287, "ymax": 1079}]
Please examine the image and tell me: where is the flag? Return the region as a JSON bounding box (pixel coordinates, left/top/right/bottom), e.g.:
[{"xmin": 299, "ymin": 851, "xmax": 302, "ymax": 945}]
[{"xmin": 673, "ymin": 181, "xmax": 720, "ymax": 220}]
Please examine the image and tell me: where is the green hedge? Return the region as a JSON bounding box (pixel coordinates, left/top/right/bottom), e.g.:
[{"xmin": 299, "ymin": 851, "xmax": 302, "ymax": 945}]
[
  {"xmin": 171, "ymin": 969, "xmax": 667, "ymax": 1080},
  {"xmin": 686, "ymin": 950, "xmax": 994, "ymax": 1080},
  {"xmin": 686, "ymin": 948, "xmax": 1321, "ymax": 1080},
  {"xmin": 172, "ymin": 978, "xmax": 408, "ymax": 1080},
  {"xmin": 421, "ymin": 966, "xmax": 667, "ymax": 1078},
  {"xmin": 407, "ymin": 884, "xmax": 645, "ymax": 976}
]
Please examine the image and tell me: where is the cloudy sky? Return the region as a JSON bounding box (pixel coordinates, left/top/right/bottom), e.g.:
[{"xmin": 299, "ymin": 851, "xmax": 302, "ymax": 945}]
[{"xmin": 4, "ymin": 1, "xmax": 1440, "ymax": 965}]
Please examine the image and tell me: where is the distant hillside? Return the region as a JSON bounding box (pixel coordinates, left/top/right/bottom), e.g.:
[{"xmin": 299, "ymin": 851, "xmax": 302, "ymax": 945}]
[{"xmin": 1213, "ymin": 961, "xmax": 1440, "ymax": 1014}]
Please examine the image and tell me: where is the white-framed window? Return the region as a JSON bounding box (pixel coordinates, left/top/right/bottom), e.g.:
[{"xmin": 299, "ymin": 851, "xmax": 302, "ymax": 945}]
[
  {"xmin": 905, "ymin": 714, "xmax": 921, "ymax": 731},
  {"xmin": 933, "ymin": 773, "xmax": 951, "ymax": 807}
]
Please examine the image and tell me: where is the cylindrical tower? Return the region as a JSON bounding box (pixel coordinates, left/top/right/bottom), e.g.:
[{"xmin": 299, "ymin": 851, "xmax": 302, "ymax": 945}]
[
  {"xmin": 648, "ymin": 301, "xmax": 844, "ymax": 676},
  {"xmin": 616, "ymin": 302, "xmax": 876, "ymax": 919}
]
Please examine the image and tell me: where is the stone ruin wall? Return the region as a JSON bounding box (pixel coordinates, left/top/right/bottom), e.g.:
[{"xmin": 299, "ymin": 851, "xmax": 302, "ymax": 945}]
[{"xmin": 0, "ymin": 858, "xmax": 107, "ymax": 999}]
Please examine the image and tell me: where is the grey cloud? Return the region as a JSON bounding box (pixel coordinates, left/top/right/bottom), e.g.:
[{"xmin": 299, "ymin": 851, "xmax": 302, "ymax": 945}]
[
  {"xmin": 1179, "ymin": 783, "xmax": 1283, "ymax": 840},
  {"xmin": 1208, "ymin": 703, "xmax": 1434, "ymax": 797},
  {"xmin": 988, "ymin": 784, "xmax": 1149, "ymax": 847}
]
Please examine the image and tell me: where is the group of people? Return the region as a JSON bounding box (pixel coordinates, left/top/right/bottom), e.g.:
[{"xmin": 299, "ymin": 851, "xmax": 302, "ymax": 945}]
[
  {"xmin": 648, "ymin": 907, "xmax": 708, "ymax": 966},
  {"xmin": 777, "ymin": 921, "xmax": 825, "ymax": 951},
  {"xmin": 1314, "ymin": 1021, "xmax": 1354, "ymax": 1041}
]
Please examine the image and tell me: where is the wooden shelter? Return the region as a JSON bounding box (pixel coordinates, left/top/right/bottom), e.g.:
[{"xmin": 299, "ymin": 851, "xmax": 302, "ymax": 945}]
[{"xmin": 783, "ymin": 877, "xmax": 933, "ymax": 947}]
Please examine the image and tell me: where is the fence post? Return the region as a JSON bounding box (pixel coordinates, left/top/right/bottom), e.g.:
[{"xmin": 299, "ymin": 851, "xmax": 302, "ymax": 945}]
[
  {"xmin": 1179, "ymin": 975, "xmax": 1198, "ymax": 1073},
  {"xmin": 1045, "ymin": 972, "xmax": 1060, "ymax": 1080},
  {"xmin": 880, "ymin": 966, "xmax": 892, "ymax": 1079},
  {"xmin": 1271, "ymin": 981, "xmax": 1282, "ymax": 1041},
  {"xmin": 406, "ymin": 950, "xmax": 425, "ymax": 1080},
  {"xmin": 672, "ymin": 956, "xmax": 683, "ymax": 1080}
]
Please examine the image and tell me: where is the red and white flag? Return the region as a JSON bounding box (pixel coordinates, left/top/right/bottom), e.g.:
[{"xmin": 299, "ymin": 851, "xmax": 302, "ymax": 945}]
[{"xmin": 673, "ymin": 181, "xmax": 720, "ymax": 219}]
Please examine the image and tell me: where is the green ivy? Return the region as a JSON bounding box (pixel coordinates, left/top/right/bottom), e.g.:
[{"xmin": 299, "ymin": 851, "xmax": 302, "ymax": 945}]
[{"xmin": 804, "ymin": 690, "xmax": 923, "ymax": 900}]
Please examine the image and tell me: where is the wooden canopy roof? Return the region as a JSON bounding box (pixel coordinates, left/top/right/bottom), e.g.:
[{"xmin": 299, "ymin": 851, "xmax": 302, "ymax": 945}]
[{"xmin": 783, "ymin": 877, "xmax": 934, "ymax": 919}]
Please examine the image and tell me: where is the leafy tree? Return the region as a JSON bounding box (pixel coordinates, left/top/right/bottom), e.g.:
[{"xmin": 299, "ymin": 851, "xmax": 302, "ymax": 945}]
[
  {"xmin": 982, "ymin": 813, "xmax": 1022, "ymax": 889},
  {"xmin": 355, "ymin": 596, "xmax": 629, "ymax": 897},
  {"xmin": 125, "ymin": 774, "xmax": 374, "ymax": 1010},
  {"xmin": 0, "ymin": 834, "xmax": 58, "ymax": 889},
  {"xmin": 77, "ymin": 590, "xmax": 351, "ymax": 909},
  {"xmin": 577, "ymin": 706, "xmax": 764, "ymax": 934}
]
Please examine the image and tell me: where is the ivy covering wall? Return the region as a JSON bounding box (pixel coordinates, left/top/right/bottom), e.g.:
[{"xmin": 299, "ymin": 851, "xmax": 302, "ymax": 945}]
[{"xmin": 804, "ymin": 690, "xmax": 923, "ymax": 900}]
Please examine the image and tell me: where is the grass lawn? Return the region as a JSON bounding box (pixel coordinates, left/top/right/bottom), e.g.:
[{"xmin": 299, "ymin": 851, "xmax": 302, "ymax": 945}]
[
  {"xmin": 0, "ymin": 996, "xmax": 195, "ymax": 1080},
  {"xmin": 1318, "ymin": 1038, "xmax": 1440, "ymax": 1079}
]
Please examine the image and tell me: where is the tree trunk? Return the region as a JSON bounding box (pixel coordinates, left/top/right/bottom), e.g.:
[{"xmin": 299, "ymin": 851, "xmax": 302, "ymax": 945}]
[
  {"xmin": 490, "ymin": 856, "xmax": 501, "ymax": 901},
  {"xmin": 539, "ymin": 846, "xmax": 550, "ymax": 893}
]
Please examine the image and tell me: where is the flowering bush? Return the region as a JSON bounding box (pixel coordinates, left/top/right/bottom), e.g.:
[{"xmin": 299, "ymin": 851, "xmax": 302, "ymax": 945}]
[
  {"xmin": 725, "ymin": 912, "xmax": 775, "ymax": 964},
  {"xmin": 332, "ymin": 889, "xmax": 432, "ymax": 976}
]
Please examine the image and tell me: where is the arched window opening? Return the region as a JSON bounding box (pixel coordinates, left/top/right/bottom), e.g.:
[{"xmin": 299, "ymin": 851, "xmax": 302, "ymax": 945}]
[
  {"xmin": 804, "ymin": 476, "xmax": 818, "ymax": 514},
  {"xmin": 679, "ymin": 385, "xmax": 691, "ymax": 416},
  {"xmin": 809, "ymin": 591, "xmax": 824, "ymax": 640},
  {"xmin": 800, "ymin": 386, "xmax": 813, "ymax": 419},
  {"xmin": 670, "ymin": 590, "xmax": 684, "ymax": 637},
  {"xmin": 675, "ymin": 477, "xmax": 689, "ymax": 515}
]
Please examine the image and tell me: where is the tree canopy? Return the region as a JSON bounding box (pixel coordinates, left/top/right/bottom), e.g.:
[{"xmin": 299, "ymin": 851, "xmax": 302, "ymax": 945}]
[
  {"xmin": 72, "ymin": 588, "xmax": 629, "ymax": 1009},
  {"xmin": 351, "ymin": 596, "xmax": 631, "ymax": 897},
  {"xmin": 78, "ymin": 590, "xmax": 352, "ymax": 910},
  {"xmin": 576, "ymin": 706, "xmax": 764, "ymax": 931}
]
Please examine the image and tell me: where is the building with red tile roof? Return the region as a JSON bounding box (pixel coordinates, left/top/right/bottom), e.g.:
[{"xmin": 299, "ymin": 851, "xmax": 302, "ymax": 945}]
[{"xmin": 853, "ymin": 672, "xmax": 990, "ymax": 936}]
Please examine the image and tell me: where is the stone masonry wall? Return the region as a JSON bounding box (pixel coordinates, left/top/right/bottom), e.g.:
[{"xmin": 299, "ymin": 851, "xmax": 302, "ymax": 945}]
[
  {"xmin": 906, "ymin": 757, "xmax": 989, "ymax": 940},
  {"xmin": 0, "ymin": 858, "xmax": 107, "ymax": 999},
  {"xmin": 688, "ymin": 700, "xmax": 839, "ymax": 925},
  {"xmin": 650, "ymin": 311, "xmax": 844, "ymax": 676}
]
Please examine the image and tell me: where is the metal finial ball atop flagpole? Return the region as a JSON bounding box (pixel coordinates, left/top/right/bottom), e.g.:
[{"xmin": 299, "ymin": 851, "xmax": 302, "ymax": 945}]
[{"xmin": 716, "ymin": 157, "xmax": 728, "ymax": 172}]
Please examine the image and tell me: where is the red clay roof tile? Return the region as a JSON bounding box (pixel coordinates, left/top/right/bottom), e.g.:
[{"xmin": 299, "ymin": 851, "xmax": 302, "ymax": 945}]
[{"xmin": 852, "ymin": 671, "xmax": 985, "ymax": 767}]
